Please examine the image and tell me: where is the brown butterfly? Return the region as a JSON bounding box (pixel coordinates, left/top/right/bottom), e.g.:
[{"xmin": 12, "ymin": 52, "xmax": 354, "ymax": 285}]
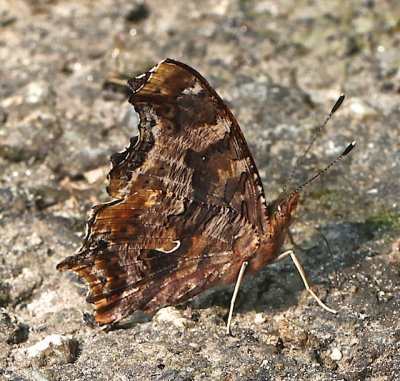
[{"xmin": 57, "ymin": 59, "xmax": 351, "ymax": 326}]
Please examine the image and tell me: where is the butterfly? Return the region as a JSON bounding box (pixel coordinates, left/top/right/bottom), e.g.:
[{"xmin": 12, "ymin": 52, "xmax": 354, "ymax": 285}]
[{"xmin": 57, "ymin": 59, "xmax": 350, "ymax": 326}]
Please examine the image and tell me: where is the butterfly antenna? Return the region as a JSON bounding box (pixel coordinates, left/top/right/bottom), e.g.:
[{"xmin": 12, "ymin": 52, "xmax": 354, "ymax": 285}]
[
  {"xmin": 285, "ymin": 140, "xmax": 356, "ymax": 199},
  {"xmin": 280, "ymin": 94, "xmax": 346, "ymax": 197}
]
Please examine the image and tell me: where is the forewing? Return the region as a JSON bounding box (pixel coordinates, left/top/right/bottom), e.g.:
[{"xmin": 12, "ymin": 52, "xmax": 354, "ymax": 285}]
[{"xmin": 108, "ymin": 59, "xmax": 270, "ymax": 235}]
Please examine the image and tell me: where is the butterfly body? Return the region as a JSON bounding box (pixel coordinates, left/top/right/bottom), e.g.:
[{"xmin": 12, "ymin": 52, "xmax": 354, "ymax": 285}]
[{"xmin": 57, "ymin": 59, "xmax": 299, "ymax": 324}]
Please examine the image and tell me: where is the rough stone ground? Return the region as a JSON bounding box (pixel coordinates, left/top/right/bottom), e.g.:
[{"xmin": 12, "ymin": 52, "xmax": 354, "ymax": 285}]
[{"xmin": 0, "ymin": 0, "xmax": 399, "ymax": 380}]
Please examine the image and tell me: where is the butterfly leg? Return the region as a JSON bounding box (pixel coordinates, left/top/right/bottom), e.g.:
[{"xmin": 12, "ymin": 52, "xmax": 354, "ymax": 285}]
[
  {"xmin": 226, "ymin": 261, "xmax": 248, "ymax": 335},
  {"xmin": 275, "ymin": 250, "xmax": 337, "ymax": 314}
]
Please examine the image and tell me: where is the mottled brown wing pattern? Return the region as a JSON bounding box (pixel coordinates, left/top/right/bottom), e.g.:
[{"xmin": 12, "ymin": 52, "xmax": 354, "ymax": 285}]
[
  {"xmin": 64, "ymin": 192, "xmax": 258, "ymax": 323},
  {"xmin": 57, "ymin": 59, "xmax": 270, "ymax": 324},
  {"xmin": 107, "ymin": 59, "xmax": 270, "ymax": 236}
]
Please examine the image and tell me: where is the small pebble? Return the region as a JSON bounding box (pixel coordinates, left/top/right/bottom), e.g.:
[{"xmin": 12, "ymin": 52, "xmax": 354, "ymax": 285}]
[
  {"xmin": 25, "ymin": 82, "xmax": 52, "ymax": 104},
  {"xmin": 154, "ymin": 307, "xmax": 189, "ymax": 329},
  {"xmin": 330, "ymin": 347, "xmax": 343, "ymax": 361},
  {"xmin": 22, "ymin": 334, "xmax": 79, "ymax": 367},
  {"xmin": 254, "ymin": 313, "xmax": 266, "ymax": 324}
]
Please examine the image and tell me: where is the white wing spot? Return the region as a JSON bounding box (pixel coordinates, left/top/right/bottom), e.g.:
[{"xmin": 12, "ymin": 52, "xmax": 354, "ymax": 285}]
[
  {"xmin": 182, "ymin": 82, "xmax": 204, "ymax": 95},
  {"xmin": 155, "ymin": 240, "xmax": 181, "ymax": 254}
]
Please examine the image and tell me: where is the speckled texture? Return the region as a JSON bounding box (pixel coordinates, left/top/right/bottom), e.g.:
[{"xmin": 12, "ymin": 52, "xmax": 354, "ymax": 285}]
[{"xmin": 0, "ymin": 0, "xmax": 399, "ymax": 380}]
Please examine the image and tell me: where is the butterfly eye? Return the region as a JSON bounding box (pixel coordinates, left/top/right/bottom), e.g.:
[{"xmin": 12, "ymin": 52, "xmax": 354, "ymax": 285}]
[{"xmin": 277, "ymin": 205, "xmax": 282, "ymax": 213}]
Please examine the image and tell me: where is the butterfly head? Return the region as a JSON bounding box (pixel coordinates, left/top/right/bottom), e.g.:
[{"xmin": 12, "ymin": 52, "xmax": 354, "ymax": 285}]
[
  {"xmin": 268, "ymin": 191, "xmax": 300, "ymax": 242},
  {"xmin": 248, "ymin": 192, "xmax": 300, "ymax": 274},
  {"xmin": 274, "ymin": 192, "xmax": 300, "ymax": 224}
]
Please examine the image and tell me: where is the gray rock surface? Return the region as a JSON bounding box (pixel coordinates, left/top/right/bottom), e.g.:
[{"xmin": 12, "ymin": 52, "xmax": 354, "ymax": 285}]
[{"xmin": 1, "ymin": 0, "xmax": 399, "ymax": 380}]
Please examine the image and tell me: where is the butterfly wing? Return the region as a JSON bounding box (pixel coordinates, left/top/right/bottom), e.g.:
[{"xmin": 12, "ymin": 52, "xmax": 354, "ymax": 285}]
[
  {"xmin": 109, "ymin": 59, "xmax": 270, "ymax": 235},
  {"xmin": 58, "ymin": 191, "xmax": 259, "ymax": 323},
  {"xmin": 57, "ymin": 59, "xmax": 269, "ymax": 324}
]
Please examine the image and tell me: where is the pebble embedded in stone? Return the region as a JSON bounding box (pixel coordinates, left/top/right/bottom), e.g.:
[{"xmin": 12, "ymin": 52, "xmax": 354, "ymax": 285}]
[
  {"xmin": 330, "ymin": 347, "xmax": 343, "ymax": 361},
  {"xmin": 254, "ymin": 313, "xmax": 266, "ymax": 324},
  {"xmin": 154, "ymin": 307, "xmax": 190, "ymax": 329},
  {"xmin": 23, "ymin": 334, "xmax": 79, "ymax": 367},
  {"xmin": 24, "ymin": 82, "xmax": 53, "ymax": 105}
]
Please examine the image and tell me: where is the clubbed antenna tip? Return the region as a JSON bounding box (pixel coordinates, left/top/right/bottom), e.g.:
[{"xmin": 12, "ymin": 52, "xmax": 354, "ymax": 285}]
[
  {"xmin": 342, "ymin": 140, "xmax": 356, "ymax": 156},
  {"xmin": 330, "ymin": 94, "xmax": 345, "ymax": 115}
]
